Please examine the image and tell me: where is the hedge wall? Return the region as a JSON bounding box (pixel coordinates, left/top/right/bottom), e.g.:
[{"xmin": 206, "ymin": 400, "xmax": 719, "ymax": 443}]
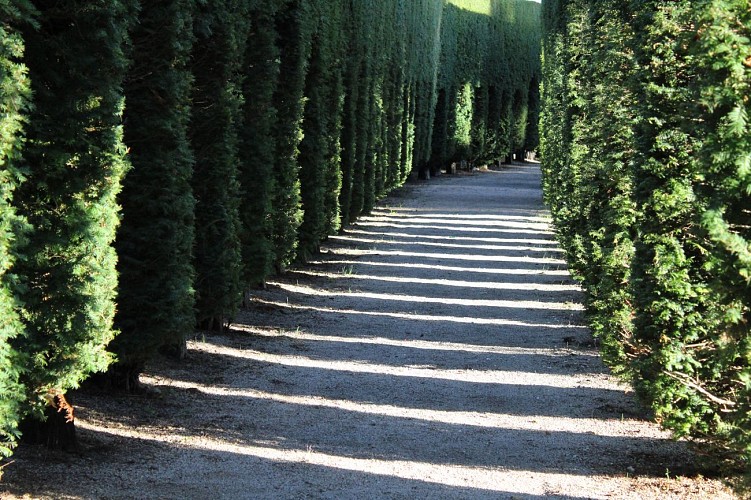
[
  {"xmin": 541, "ymin": 0, "xmax": 751, "ymax": 471},
  {"xmin": 431, "ymin": 0, "xmax": 541, "ymax": 171},
  {"xmin": 0, "ymin": 0, "xmax": 541, "ymax": 463},
  {"xmin": 12, "ymin": 0, "xmax": 133, "ymax": 448},
  {"xmin": 0, "ymin": 0, "xmax": 34, "ymax": 459}
]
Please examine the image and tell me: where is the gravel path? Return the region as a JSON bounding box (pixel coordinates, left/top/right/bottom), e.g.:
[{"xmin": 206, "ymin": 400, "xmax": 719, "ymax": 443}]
[{"xmin": 1, "ymin": 164, "xmax": 734, "ymax": 499}]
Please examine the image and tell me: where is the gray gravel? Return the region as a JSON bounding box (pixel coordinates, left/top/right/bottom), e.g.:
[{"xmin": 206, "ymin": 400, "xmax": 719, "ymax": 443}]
[{"xmin": 0, "ymin": 163, "xmax": 735, "ymax": 499}]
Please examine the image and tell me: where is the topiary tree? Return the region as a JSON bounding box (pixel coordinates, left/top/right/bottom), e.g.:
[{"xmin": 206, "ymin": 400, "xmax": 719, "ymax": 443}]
[
  {"xmin": 107, "ymin": 0, "xmax": 197, "ymax": 390},
  {"xmin": 14, "ymin": 0, "xmax": 133, "ymax": 446},
  {"xmin": 237, "ymin": 0, "xmax": 282, "ymax": 289},
  {"xmin": 0, "ymin": 0, "xmax": 34, "ymax": 463},
  {"xmin": 189, "ymin": 0, "xmax": 247, "ymax": 331}
]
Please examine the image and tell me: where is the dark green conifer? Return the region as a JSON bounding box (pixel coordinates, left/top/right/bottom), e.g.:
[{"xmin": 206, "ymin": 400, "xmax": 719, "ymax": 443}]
[
  {"xmin": 190, "ymin": 0, "xmax": 247, "ymax": 330},
  {"xmin": 297, "ymin": 0, "xmax": 345, "ymax": 261},
  {"xmin": 107, "ymin": 0, "xmax": 197, "ymax": 389},
  {"xmin": 0, "ymin": 0, "xmax": 34, "ymax": 460},
  {"xmin": 691, "ymin": 0, "xmax": 751, "ymax": 460},
  {"xmin": 14, "ymin": 0, "xmax": 132, "ymax": 431},
  {"xmin": 238, "ymin": 1, "xmax": 281, "ymax": 288},
  {"xmin": 628, "ymin": 0, "xmax": 713, "ymax": 444},
  {"xmin": 270, "ymin": 0, "xmax": 311, "ymax": 270},
  {"xmin": 337, "ymin": 13, "xmax": 361, "ymax": 228}
]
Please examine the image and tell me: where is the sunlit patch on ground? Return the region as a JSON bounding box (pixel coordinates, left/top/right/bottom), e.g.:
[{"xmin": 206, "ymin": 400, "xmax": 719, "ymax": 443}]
[{"xmin": 2, "ymin": 163, "xmax": 733, "ymax": 499}]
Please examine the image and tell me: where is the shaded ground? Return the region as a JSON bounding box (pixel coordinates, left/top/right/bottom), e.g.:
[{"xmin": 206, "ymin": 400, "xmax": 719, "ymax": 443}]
[{"xmin": 0, "ymin": 163, "xmax": 735, "ymax": 499}]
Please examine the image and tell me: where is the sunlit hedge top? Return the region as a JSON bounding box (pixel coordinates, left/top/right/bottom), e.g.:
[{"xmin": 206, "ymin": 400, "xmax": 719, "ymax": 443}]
[{"xmin": 440, "ymin": 0, "xmax": 541, "ymax": 90}]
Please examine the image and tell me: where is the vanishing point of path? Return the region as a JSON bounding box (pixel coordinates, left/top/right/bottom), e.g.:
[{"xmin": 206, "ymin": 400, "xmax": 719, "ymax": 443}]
[{"xmin": 1, "ymin": 164, "xmax": 734, "ymax": 499}]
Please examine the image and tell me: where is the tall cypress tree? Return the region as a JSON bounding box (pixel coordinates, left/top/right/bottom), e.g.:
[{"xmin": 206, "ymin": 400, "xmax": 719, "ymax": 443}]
[
  {"xmin": 107, "ymin": 0, "xmax": 197, "ymax": 389},
  {"xmin": 296, "ymin": 0, "xmax": 345, "ymax": 261},
  {"xmin": 578, "ymin": 0, "xmax": 637, "ymax": 373},
  {"xmin": 238, "ymin": 0, "xmax": 281, "ymax": 288},
  {"xmin": 629, "ymin": 0, "xmax": 716, "ymax": 442},
  {"xmin": 190, "ymin": 0, "xmax": 247, "ymax": 330},
  {"xmin": 321, "ymin": 51, "xmax": 346, "ymax": 238},
  {"xmin": 470, "ymin": 84, "xmax": 489, "ymax": 164},
  {"xmin": 682, "ymin": 0, "xmax": 751, "ymax": 462},
  {"xmin": 14, "ymin": 0, "xmax": 132, "ymax": 439},
  {"xmin": 337, "ymin": 15, "xmax": 361, "ymax": 228},
  {"xmin": 453, "ymin": 82, "xmax": 474, "ymax": 162},
  {"xmin": 386, "ymin": 59, "xmax": 406, "ymax": 190},
  {"xmin": 270, "ymin": 0, "xmax": 311, "ymax": 270},
  {"xmin": 0, "ymin": 0, "xmax": 34, "ymax": 461}
]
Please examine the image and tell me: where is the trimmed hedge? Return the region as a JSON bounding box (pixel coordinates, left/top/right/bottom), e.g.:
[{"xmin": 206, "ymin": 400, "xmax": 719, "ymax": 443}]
[
  {"xmin": 541, "ymin": 0, "xmax": 751, "ymax": 470},
  {"xmin": 0, "ymin": 0, "xmax": 34, "ymax": 461},
  {"xmin": 14, "ymin": 0, "xmax": 133, "ymax": 437},
  {"xmin": 0, "ymin": 0, "xmax": 541, "ymax": 460}
]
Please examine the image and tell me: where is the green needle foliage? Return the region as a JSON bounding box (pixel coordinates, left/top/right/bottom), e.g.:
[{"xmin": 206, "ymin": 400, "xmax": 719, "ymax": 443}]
[
  {"xmin": 0, "ymin": 0, "xmax": 545, "ymax": 464},
  {"xmin": 692, "ymin": 1, "xmax": 751, "ymax": 465},
  {"xmin": 0, "ymin": 0, "xmax": 34, "ymax": 461},
  {"xmin": 296, "ymin": 0, "xmax": 346, "ymax": 262},
  {"xmin": 433, "ymin": 0, "xmax": 541, "ymax": 171},
  {"xmin": 107, "ymin": 0, "xmax": 197, "ymax": 388},
  {"xmin": 190, "ymin": 0, "xmax": 246, "ymax": 330},
  {"xmin": 541, "ymin": 0, "xmax": 751, "ymax": 472},
  {"xmin": 14, "ymin": 0, "xmax": 132, "ymax": 415},
  {"xmin": 269, "ymin": 0, "xmax": 311, "ymax": 271},
  {"xmin": 237, "ymin": 0, "xmax": 282, "ymax": 289}
]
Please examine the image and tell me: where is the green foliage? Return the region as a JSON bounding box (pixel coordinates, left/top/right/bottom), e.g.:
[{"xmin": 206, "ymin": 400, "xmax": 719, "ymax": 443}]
[
  {"xmin": 237, "ymin": 1, "xmax": 281, "ymax": 287},
  {"xmin": 297, "ymin": 0, "xmax": 346, "ymax": 261},
  {"xmin": 0, "ymin": 0, "xmax": 34, "ymax": 460},
  {"xmin": 432, "ymin": 0, "xmax": 541, "ymax": 170},
  {"xmin": 689, "ymin": 0, "xmax": 751, "ymax": 465},
  {"xmin": 190, "ymin": 0, "xmax": 247, "ymax": 330},
  {"xmin": 269, "ymin": 0, "xmax": 311, "ymax": 270},
  {"xmin": 109, "ymin": 0, "xmax": 197, "ymax": 387},
  {"xmin": 453, "ymin": 83, "xmax": 474, "ymax": 162},
  {"xmin": 14, "ymin": 0, "xmax": 132, "ymax": 412},
  {"xmin": 541, "ymin": 0, "xmax": 751, "ymax": 471}
]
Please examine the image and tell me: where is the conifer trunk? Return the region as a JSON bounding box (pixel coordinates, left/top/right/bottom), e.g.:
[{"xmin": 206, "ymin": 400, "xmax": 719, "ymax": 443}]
[{"xmin": 19, "ymin": 393, "xmax": 77, "ymax": 453}]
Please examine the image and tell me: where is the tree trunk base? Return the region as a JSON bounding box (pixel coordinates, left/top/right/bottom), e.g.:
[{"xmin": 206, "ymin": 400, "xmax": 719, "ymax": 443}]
[
  {"xmin": 160, "ymin": 338, "xmax": 188, "ymax": 360},
  {"xmin": 19, "ymin": 392, "xmax": 78, "ymax": 453},
  {"xmin": 87, "ymin": 362, "xmax": 158, "ymax": 395}
]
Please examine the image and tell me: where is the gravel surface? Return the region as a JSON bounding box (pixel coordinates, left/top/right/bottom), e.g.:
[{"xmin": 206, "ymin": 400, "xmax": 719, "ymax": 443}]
[{"xmin": 0, "ymin": 163, "xmax": 736, "ymax": 499}]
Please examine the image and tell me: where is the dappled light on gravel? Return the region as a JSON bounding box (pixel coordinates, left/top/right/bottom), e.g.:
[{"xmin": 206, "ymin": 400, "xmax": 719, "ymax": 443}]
[
  {"xmin": 2, "ymin": 165, "xmax": 734, "ymax": 499},
  {"xmin": 77, "ymin": 419, "xmax": 625, "ymax": 498},
  {"xmin": 247, "ymin": 297, "xmax": 587, "ymax": 328},
  {"xmin": 310, "ymin": 259, "xmax": 572, "ymax": 276},
  {"xmin": 178, "ymin": 340, "xmax": 614, "ymax": 389},
  {"xmin": 233, "ymin": 323, "xmax": 598, "ymax": 356},
  {"xmin": 281, "ymin": 270, "xmax": 579, "ymax": 292},
  {"xmin": 270, "ymin": 282, "xmax": 584, "ymax": 311}
]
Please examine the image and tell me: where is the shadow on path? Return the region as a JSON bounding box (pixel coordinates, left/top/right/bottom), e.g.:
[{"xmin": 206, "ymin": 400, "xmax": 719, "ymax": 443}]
[{"xmin": 1, "ymin": 164, "xmax": 727, "ymax": 500}]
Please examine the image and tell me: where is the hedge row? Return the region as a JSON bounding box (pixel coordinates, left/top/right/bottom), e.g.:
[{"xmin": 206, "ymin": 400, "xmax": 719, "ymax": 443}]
[
  {"xmin": 540, "ymin": 0, "xmax": 751, "ymax": 469},
  {"xmin": 0, "ymin": 0, "xmax": 540, "ymax": 463}
]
